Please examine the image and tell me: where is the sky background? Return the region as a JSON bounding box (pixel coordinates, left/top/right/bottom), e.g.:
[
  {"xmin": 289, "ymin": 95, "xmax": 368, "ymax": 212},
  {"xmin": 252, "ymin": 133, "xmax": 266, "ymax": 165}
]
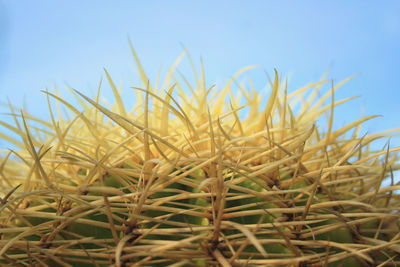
[{"xmin": 0, "ymin": 0, "xmax": 399, "ymax": 150}]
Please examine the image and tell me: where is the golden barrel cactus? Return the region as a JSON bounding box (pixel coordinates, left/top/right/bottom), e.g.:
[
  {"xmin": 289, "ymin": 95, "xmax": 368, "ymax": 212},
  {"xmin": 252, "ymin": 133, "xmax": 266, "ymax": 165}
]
[{"xmin": 0, "ymin": 45, "xmax": 399, "ymax": 266}]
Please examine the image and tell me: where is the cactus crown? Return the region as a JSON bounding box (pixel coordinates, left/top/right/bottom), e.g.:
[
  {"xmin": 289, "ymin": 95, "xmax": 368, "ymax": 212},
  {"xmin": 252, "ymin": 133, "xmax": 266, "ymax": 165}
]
[{"xmin": 0, "ymin": 45, "xmax": 399, "ymax": 266}]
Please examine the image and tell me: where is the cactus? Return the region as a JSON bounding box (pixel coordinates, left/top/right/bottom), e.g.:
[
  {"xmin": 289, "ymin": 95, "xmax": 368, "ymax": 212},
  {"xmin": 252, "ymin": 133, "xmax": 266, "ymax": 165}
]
[{"xmin": 0, "ymin": 45, "xmax": 399, "ymax": 266}]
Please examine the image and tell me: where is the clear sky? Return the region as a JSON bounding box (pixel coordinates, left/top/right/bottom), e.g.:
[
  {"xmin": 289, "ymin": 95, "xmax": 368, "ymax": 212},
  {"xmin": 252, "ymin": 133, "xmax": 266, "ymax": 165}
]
[{"xmin": 0, "ymin": 0, "xmax": 399, "ymax": 149}]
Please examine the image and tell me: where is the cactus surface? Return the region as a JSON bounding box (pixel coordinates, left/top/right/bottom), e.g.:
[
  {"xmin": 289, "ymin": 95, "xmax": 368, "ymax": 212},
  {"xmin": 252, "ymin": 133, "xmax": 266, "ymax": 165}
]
[{"xmin": 0, "ymin": 46, "xmax": 399, "ymax": 266}]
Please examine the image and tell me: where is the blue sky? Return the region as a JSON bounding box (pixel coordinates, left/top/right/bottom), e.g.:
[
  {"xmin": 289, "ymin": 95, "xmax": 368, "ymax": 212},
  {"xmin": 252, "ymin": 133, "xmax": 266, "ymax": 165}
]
[{"xmin": 0, "ymin": 1, "xmax": 399, "ymax": 149}]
